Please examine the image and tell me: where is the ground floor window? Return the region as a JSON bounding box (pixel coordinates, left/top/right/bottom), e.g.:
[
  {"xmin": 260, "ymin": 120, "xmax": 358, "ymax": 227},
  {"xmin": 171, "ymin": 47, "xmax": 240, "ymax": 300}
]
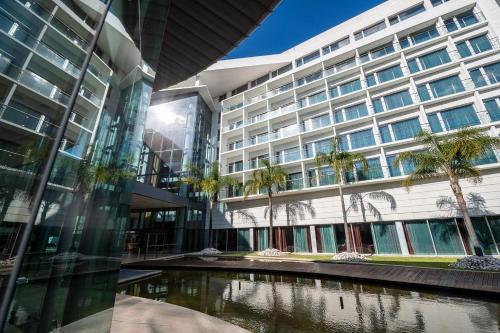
[
  {"xmin": 237, "ymin": 229, "xmax": 251, "ymax": 251},
  {"xmin": 372, "ymin": 222, "xmax": 401, "ymax": 254},
  {"xmin": 293, "ymin": 227, "xmax": 311, "ymax": 252},
  {"xmin": 316, "ymin": 225, "xmax": 336, "ymax": 253},
  {"xmin": 254, "ymin": 228, "xmax": 268, "ymax": 250},
  {"xmin": 428, "ymin": 219, "xmax": 465, "ymax": 255},
  {"xmin": 404, "ymin": 220, "xmax": 435, "ymax": 255}
]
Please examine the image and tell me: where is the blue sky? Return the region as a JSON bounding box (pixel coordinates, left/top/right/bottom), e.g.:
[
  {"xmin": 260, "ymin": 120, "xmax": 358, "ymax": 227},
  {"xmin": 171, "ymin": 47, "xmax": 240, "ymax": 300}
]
[{"xmin": 225, "ymin": 0, "xmax": 385, "ymax": 59}]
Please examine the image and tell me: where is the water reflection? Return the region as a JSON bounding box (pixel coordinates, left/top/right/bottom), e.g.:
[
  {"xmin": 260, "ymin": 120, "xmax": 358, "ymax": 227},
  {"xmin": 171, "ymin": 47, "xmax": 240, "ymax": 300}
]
[{"xmin": 118, "ymin": 270, "xmax": 500, "ymax": 333}]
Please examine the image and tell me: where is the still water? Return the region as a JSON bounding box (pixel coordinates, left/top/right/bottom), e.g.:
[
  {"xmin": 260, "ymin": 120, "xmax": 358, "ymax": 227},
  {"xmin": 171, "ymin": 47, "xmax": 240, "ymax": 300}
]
[{"xmin": 118, "ymin": 270, "xmax": 500, "ymax": 333}]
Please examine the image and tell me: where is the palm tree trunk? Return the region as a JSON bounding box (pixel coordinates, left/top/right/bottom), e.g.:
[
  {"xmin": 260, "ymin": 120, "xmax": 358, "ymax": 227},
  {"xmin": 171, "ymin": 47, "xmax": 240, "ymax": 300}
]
[
  {"xmin": 338, "ymin": 183, "xmax": 352, "ymax": 252},
  {"xmin": 449, "ymin": 177, "xmax": 483, "ymax": 256},
  {"xmin": 268, "ymin": 194, "xmax": 273, "ymax": 249},
  {"xmin": 208, "ymin": 199, "xmax": 214, "ymax": 248}
]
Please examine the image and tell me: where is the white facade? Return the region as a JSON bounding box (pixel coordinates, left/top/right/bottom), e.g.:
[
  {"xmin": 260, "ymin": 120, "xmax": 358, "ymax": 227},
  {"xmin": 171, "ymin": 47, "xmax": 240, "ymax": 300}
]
[{"xmin": 174, "ymin": 0, "xmax": 500, "ymax": 254}]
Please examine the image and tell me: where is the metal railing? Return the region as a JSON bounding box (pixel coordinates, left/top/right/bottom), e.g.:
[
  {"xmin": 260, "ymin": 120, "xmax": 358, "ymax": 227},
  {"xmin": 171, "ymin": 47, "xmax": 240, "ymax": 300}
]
[{"xmin": 221, "ymin": 11, "xmax": 487, "ymax": 113}]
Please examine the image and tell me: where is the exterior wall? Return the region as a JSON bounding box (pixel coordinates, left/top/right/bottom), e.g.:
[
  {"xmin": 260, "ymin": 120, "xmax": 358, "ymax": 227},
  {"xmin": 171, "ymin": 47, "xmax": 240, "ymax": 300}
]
[{"xmin": 207, "ymin": 0, "xmax": 500, "ymax": 254}]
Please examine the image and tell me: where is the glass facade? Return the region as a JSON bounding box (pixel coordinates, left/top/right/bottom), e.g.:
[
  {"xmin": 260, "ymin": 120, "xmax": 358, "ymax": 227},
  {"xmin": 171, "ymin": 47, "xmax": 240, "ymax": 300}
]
[
  {"xmin": 0, "ymin": 0, "xmax": 170, "ymax": 331},
  {"xmin": 131, "ymin": 91, "xmax": 213, "ymax": 254}
]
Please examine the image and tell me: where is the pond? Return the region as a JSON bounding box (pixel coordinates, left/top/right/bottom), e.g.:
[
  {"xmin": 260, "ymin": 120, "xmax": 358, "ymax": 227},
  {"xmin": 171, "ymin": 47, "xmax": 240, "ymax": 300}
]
[{"xmin": 117, "ymin": 269, "xmax": 500, "ymax": 333}]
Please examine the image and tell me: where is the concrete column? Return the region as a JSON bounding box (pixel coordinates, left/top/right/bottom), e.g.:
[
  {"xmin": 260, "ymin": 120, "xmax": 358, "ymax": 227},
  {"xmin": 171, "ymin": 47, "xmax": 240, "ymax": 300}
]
[
  {"xmin": 395, "ymin": 221, "xmax": 409, "ymax": 255},
  {"xmin": 249, "ymin": 227, "xmax": 255, "ymax": 251},
  {"xmin": 310, "ymin": 225, "xmax": 318, "ymax": 253}
]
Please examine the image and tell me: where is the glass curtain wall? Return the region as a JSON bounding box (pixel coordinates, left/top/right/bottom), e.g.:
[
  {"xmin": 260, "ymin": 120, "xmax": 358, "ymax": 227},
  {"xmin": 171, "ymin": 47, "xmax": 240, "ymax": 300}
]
[{"xmin": 0, "ymin": 0, "xmax": 169, "ymax": 331}]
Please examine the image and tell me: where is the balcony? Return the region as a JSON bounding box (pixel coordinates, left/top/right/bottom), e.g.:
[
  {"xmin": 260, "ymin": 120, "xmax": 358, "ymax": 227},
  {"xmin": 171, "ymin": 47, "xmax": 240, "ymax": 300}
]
[
  {"xmin": 0, "ymin": 13, "xmax": 82, "ymax": 77},
  {"xmin": 0, "ymin": 104, "xmax": 56, "ymax": 135}
]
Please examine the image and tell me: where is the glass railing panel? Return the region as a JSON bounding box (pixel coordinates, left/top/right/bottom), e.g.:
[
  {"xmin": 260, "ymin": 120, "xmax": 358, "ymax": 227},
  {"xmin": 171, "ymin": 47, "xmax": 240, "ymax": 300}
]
[
  {"xmin": 35, "ymin": 43, "xmax": 81, "ymax": 77},
  {"xmin": 0, "ymin": 13, "xmax": 38, "ymax": 48},
  {"xmin": 70, "ymin": 111, "xmax": 92, "ymax": 129},
  {"xmin": 79, "ymin": 86, "xmax": 101, "ymax": 106}
]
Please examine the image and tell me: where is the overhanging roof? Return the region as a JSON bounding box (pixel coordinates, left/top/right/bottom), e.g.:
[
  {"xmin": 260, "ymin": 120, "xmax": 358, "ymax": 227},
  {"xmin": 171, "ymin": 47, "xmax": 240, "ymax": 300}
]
[{"xmin": 154, "ymin": 0, "xmax": 281, "ymax": 90}]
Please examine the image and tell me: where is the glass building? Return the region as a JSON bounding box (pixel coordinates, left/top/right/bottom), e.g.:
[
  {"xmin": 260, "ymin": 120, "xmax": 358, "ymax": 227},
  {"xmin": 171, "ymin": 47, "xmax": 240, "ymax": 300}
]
[
  {"xmin": 126, "ymin": 88, "xmax": 214, "ymax": 256},
  {"xmin": 0, "ymin": 0, "xmax": 279, "ymax": 331}
]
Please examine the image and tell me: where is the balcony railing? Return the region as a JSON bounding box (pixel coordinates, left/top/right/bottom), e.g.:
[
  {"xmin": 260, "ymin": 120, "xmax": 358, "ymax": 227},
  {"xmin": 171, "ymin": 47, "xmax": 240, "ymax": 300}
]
[
  {"xmin": 22, "ymin": 0, "xmax": 90, "ymax": 48},
  {"xmin": 0, "ymin": 13, "xmax": 82, "ymax": 77},
  {"xmin": 0, "ymin": 104, "xmax": 57, "ymax": 135},
  {"xmin": 221, "ymin": 11, "xmax": 488, "ymax": 113}
]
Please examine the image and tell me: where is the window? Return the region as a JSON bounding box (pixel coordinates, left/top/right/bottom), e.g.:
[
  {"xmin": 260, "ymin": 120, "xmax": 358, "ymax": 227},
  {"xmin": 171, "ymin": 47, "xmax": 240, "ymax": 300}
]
[
  {"xmin": 400, "ymin": 26, "xmax": 439, "ymax": 48},
  {"xmin": 286, "ymin": 173, "xmax": 303, "ymax": 190},
  {"xmin": 419, "ymin": 49, "xmax": 451, "ymax": 70},
  {"xmin": 444, "ymin": 10, "xmax": 478, "ymax": 33},
  {"xmin": 331, "ymin": 79, "xmax": 361, "ymax": 97},
  {"xmin": 296, "ymin": 70, "xmax": 322, "ymax": 86},
  {"xmin": 386, "ymin": 154, "xmax": 416, "ymax": 177},
  {"xmin": 379, "ymin": 118, "xmax": 422, "ymax": 143},
  {"xmin": 231, "ymin": 84, "xmax": 247, "ymax": 96},
  {"xmin": 374, "ymin": 90, "xmax": 413, "ymax": 112},
  {"xmin": 296, "ymin": 50, "xmax": 320, "ymax": 67},
  {"xmin": 379, "ymin": 125, "xmax": 392, "ymax": 143},
  {"xmin": 327, "ymin": 57, "xmax": 356, "ymax": 74},
  {"xmin": 456, "ymin": 35, "xmax": 493, "ymax": 58},
  {"xmin": 250, "ymin": 74, "xmax": 269, "ymax": 88},
  {"xmin": 322, "ymin": 37, "xmax": 350, "ymax": 55},
  {"xmin": 334, "ymin": 103, "xmax": 368, "ymax": 123},
  {"xmin": 484, "ymin": 97, "xmax": 500, "ymax": 122},
  {"xmin": 366, "ymin": 74, "xmax": 376, "ymax": 87},
  {"xmin": 417, "ymin": 75, "xmax": 465, "ymax": 101},
  {"xmin": 359, "ymin": 43, "xmax": 395, "ymax": 63},
  {"xmin": 228, "ymin": 140, "xmax": 243, "ymax": 151},
  {"xmin": 249, "ymin": 132, "xmax": 268, "ymax": 145},
  {"xmin": 250, "ymin": 154, "xmax": 269, "ymax": 169},
  {"xmin": 355, "ymin": 21, "xmax": 386, "ymax": 40},
  {"xmin": 345, "ymin": 128, "xmax": 376, "ymax": 150},
  {"xmin": 344, "ymin": 102, "xmax": 368, "ymax": 121},
  {"xmin": 271, "ymin": 63, "xmax": 292, "ymax": 78},
  {"xmin": 376, "ymin": 65, "xmax": 403, "ymax": 84},
  {"xmin": 389, "ymin": 4, "xmax": 425, "ymax": 25},
  {"xmin": 407, "ymin": 59, "xmax": 420, "ymax": 73},
  {"xmin": 469, "ymin": 62, "xmax": 500, "ymax": 88},
  {"xmin": 431, "ymin": 0, "xmax": 450, "ymax": 6},
  {"xmin": 228, "ymin": 160, "xmax": 243, "ymax": 173},
  {"xmin": 427, "ymin": 105, "xmax": 480, "ymax": 132},
  {"xmin": 276, "ymin": 147, "xmax": 301, "ymax": 163},
  {"xmin": 355, "ymin": 158, "xmax": 384, "ymax": 181},
  {"xmin": 303, "ymin": 113, "xmax": 331, "ymax": 131},
  {"xmin": 386, "ymin": 155, "xmax": 401, "ymax": 177},
  {"xmin": 391, "ymin": 118, "xmax": 422, "ymax": 140}
]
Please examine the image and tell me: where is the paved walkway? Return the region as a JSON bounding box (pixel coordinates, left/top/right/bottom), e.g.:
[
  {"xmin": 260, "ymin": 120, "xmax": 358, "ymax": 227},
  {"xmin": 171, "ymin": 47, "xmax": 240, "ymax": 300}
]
[
  {"xmin": 111, "ymin": 294, "xmax": 251, "ymax": 333},
  {"xmin": 124, "ymin": 257, "xmax": 500, "ymax": 295}
]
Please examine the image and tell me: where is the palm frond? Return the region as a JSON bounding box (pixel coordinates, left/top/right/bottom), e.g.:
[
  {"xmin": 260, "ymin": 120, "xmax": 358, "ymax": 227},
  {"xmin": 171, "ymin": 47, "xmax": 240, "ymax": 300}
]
[
  {"xmin": 366, "ymin": 202, "xmax": 382, "ymax": 221},
  {"xmin": 367, "ymin": 191, "xmax": 396, "ymax": 210}
]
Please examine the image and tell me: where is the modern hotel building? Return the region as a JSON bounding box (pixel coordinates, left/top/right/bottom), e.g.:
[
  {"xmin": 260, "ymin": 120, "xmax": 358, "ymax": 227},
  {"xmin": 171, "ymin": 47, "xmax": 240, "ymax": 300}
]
[{"xmin": 158, "ymin": 0, "xmax": 500, "ymax": 257}]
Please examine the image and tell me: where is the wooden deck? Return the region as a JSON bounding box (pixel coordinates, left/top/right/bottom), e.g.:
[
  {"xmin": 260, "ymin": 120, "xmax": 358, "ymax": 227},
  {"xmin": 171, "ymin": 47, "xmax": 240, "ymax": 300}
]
[{"xmin": 123, "ymin": 257, "xmax": 500, "ymax": 296}]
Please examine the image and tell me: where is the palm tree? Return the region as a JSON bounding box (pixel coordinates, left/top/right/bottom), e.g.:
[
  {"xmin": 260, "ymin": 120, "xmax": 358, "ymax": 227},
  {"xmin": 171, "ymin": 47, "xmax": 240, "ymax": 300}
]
[
  {"xmin": 243, "ymin": 160, "xmax": 287, "ymax": 249},
  {"xmin": 395, "ymin": 127, "xmax": 500, "ymax": 256},
  {"xmin": 182, "ymin": 161, "xmax": 238, "ymax": 248},
  {"xmin": 315, "ymin": 137, "xmax": 368, "ymax": 252}
]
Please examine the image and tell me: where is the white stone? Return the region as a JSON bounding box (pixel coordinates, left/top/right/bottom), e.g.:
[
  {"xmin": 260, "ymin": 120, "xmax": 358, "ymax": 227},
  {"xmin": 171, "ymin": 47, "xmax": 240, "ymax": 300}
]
[
  {"xmin": 331, "ymin": 252, "xmax": 368, "ymax": 262},
  {"xmin": 194, "ymin": 248, "xmax": 223, "ymax": 256},
  {"xmin": 258, "ymin": 248, "xmax": 284, "ymax": 257},
  {"xmin": 449, "ymin": 256, "xmax": 500, "ymax": 271}
]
